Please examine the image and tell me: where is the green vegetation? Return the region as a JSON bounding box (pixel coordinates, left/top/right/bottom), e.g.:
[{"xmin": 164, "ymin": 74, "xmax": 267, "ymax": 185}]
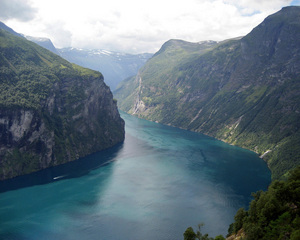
[
  {"xmin": 2, "ymin": 149, "xmax": 40, "ymax": 176},
  {"xmin": 114, "ymin": 6, "xmax": 300, "ymax": 179},
  {"xmin": 227, "ymin": 166, "xmax": 300, "ymax": 240},
  {"xmin": 0, "ymin": 28, "xmax": 124, "ymax": 180},
  {"xmin": 0, "ymin": 29, "xmax": 102, "ymax": 110},
  {"xmin": 184, "ymin": 166, "xmax": 300, "ymax": 240},
  {"xmin": 183, "ymin": 223, "xmax": 225, "ymax": 240}
]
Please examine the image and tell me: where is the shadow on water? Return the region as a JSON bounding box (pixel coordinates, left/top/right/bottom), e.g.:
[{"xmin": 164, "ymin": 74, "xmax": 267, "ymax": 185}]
[
  {"xmin": 0, "ymin": 113, "xmax": 272, "ymax": 240},
  {"xmin": 0, "ymin": 142, "xmax": 124, "ymax": 193}
]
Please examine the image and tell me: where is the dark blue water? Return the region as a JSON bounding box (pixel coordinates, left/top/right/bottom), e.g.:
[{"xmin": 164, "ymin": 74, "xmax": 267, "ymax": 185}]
[{"xmin": 0, "ymin": 112, "xmax": 270, "ymax": 240}]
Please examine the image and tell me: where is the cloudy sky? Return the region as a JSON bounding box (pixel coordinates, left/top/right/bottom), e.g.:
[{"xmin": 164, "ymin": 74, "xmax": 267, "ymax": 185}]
[{"xmin": 0, "ymin": 0, "xmax": 299, "ymax": 53}]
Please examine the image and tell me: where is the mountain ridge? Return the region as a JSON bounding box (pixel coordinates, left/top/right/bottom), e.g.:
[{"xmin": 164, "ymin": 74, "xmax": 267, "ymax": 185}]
[
  {"xmin": 24, "ymin": 35, "xmax": 59, "ymax": 54},
  {"xmin": 58, "ymin": 47, "xmax": 152, "ymax": 90},
  {"xmin": 0, "ymin": 27, "xmax": 125, "ymax": 180},
  {"xmin": 114, "ymin": 6, "xmax": 300, "ymax": 179},
  {"xmin": 0, "ymin": 21, "xmax": 153, "ymax": 91}
]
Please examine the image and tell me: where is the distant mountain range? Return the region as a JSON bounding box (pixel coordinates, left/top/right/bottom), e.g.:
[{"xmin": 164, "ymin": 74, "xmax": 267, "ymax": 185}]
[
  {"xmin": 22, "ymin": 35, "xmax": 152, "ymax": 90},
  {"xmin": 0, "ymin": 22, "xmax": 151, "ymax": 91},
  {"xmin": 57, "ymin": 48, "xmax": 152, "ymax": 90},
  {"xmin": 114, "ymin": 6, "xmax": 300, "ymax": 179},
  {"xmin": 23, "ymin": 35, "xmax": 59, "ymax": 55}
]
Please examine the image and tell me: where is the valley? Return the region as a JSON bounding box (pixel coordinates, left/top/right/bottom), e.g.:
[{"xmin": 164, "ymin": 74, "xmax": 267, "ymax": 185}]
[
  {"xmin": 114, "ymin": 6, "xmax": 300, "ymax": 180},
  {"xmin": 25, "ymin": 35, "xmax": 152, "ymax": 91},
  {"xmin": 0, "ymin": 4, "xmax": 299, "ymax": 240}
]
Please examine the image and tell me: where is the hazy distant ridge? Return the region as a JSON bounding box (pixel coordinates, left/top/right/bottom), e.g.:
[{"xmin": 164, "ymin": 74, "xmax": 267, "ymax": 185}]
[
  {"xmin": 18, "ymin": 27, "xmax": 153, "ymax": 91},
  {"xmin": 58, "ymin": 47, "xmax": 152, "ymax": 90}
]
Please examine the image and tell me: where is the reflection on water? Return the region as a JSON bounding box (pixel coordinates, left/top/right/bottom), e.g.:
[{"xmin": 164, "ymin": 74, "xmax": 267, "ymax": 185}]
[
  {"xmin": 0, "ymin": 112, "xmax": 270, "ymax": 240},
  {"xmin": 0, "ymin": 143, "xmax": 124, "ymax": 193}
]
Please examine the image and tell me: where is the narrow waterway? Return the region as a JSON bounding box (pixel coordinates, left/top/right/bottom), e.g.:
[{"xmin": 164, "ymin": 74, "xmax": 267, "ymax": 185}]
[{"xmin": 0, "ymin": 112, "xmax": 271, "ymax": 239}]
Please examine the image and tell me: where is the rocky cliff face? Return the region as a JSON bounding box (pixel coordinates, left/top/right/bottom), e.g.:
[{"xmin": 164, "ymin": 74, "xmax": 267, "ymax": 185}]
[
  {"xmin": 0, "ymin": 28, "xmax": 124, "ymax": 180},
  {"xmin": 114, "ymin": 6, "xmax": 300, "ymax": 179}
]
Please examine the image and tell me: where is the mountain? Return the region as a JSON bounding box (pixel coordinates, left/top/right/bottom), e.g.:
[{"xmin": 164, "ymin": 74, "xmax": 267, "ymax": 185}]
[
  {"xmin": 114, "ymin": 39, "xmax": 220, "ymax": 111},
  {"xmin": 0, "ymin": 21, "xmax": 58, "ymax": 55},
  {"xmin": 0, "ymin": 27, "xmax": 125, "ymax": 180},
  {"xmin": 24, "ymin": 35, "xmax": 59, "ymax": 54},
  {"xmin": 58, "ymin": 48, "xmax": 152, "ymax": 90},
  {"xmin": 0, "ymin": 21, "xmax": 24, "ymax": 38},
  {"xmin": 0, "ymin": 21, "xmax": 152, "ymax": 91},
  {"xmin": 114, "ymin": 6, "xmax": 300, "ymax": 179}
]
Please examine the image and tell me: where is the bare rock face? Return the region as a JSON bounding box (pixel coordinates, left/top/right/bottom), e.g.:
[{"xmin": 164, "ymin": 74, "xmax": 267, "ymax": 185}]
[
  {"xmin": 0, "ymin": 74, "xmax": 125, "ymax": 180},
  {"xmin": 0, "ymin": 110, "xmax": 54, "ymax": 178},
  {"xmin": 0, "ymin": 27, "xmax": 124, "ymax": 180},
  {"xmin": 0, "ymin": 75, "xmax": 125, "ymax": 180}
]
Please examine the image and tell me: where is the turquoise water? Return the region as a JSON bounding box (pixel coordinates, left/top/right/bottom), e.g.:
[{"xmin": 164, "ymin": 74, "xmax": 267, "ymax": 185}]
[{"xmin": 0, "ymin": 112, "xmax": 271, "ymax": 239}]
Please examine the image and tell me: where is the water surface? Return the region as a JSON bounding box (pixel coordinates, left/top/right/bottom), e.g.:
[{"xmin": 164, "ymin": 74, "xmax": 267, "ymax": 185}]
[{"xmin": 0, "ymin": 112, "xmax": 271, "ymax": 239}]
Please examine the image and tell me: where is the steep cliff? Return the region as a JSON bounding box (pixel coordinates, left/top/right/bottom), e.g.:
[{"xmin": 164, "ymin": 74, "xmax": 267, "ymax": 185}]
[
  {"xmin": 0, "ymin": 28, "xmax": 125, "ymax": 180},
  {"xmin": 114, "ymin": 6, "xmax": 300, "ymax": 179}
]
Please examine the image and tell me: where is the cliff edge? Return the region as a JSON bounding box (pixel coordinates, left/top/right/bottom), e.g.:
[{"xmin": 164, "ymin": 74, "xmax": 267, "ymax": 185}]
[{"xmin": 0, "ymin": 27, "xmax": 125, "ymax": 180}]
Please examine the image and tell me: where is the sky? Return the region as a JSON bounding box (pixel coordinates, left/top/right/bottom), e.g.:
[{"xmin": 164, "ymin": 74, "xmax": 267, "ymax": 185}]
[{"xmin": 0, "ymin": 0, "xmax": 299, "ymax": 53}]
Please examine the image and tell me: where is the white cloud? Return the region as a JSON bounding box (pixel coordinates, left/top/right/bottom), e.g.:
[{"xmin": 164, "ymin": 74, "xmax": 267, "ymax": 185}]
[
  {"xmin": 2, "ymin": 0, "xmax": 296, "ymax": 53},
  {"xmin": 224, "ymin": 0, "xmax": 292, "ymax": 14},
  {"xmin": 0, "ymin": 0, "xmax": 36, "ymax": 21}
]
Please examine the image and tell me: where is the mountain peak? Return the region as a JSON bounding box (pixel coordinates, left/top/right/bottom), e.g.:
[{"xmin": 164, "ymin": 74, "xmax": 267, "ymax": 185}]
[
  {"xmin": 114, "ymin": 7, "xmax": 300, "ymax": 179},
  {"xmin": 240, "ymin": 5, "xmax": 300, "ymax": 67}
]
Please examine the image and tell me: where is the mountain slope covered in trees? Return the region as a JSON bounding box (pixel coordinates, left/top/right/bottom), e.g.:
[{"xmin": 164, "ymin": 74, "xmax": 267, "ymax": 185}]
[
  {"xmin": 114, "ymin": 6, "xmax": 300, "ymax": 179},
  {"xmin": 0, "ymin": 27, "xmax": 125, "ymax": 180}
]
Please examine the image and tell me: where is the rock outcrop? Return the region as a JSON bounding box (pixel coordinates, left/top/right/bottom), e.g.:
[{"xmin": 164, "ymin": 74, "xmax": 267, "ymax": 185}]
[{"xmin": 0, "ymin": 26, "xmax": 124, "ymax": 180}]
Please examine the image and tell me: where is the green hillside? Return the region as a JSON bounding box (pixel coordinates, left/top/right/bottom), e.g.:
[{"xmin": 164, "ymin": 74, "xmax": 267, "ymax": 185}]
[
  {"xmin": 114, "ymin": 6, "xmax": 300, "ymax": 179},
  {"xmin": 0, "ymin": 28, "xmax": 124, "ymax": 180},
  {"xmin": 227, "ymin": 166, "xmax": 300, "ymax": 240},
  {"xmin": 0, "ymin": 28, "xmax": 99, "ymax": 110},
  {"xmin": 183, "ymin": 166, "xmax": 300, "ymax": 240}
]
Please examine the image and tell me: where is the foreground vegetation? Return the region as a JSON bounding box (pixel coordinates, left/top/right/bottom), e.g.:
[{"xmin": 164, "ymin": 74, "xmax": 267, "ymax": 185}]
[
  {"xmin": 227, "ymin": 166, "xmax": 300, "ymax": 240},
  {"xmin": 184, "ymin": 223, "xmax": 225, "ymax": 240},
  {"xmin": 184, "ymin": 166, "xmax": 300, "ymax": 239}
]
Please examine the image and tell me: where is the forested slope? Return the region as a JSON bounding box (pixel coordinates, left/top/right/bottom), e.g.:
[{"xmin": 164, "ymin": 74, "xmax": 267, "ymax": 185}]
[
  {"xmin": 0, "ymin": 28, "xmax": 125, "ymax": 180},
  {"xmin": 115, "ymin": 6, "xmax": 300, "ymax": 179}
]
